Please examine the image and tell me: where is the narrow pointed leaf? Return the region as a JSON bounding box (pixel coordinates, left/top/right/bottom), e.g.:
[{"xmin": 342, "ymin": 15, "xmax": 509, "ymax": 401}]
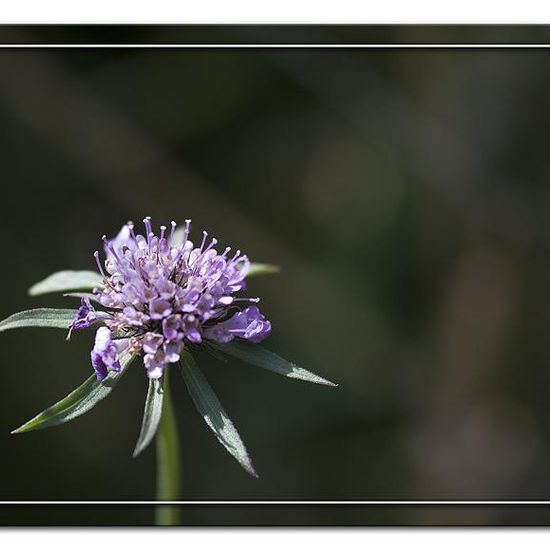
[
  {"xmin": 212, "ymin": 340, "xmax": 337, "ymax": 387},
  {"xmin": 28, "ymin": 270, "xmax": 104, "ymax": 296},
  {"xmin": 0, "ymin": 308, "xmax": 75, "ymax": 332},
  {"xmin": 180, "ymin": 353, "xmax": 257, "ymax": 477},
  {"xmin": 12, "ymin": 351, "xmax": 136, "ymax": 434},
  {"xmin": 133, "ymin": 377, "xmax": 164, "ymax": 458},
  {"xmin": 247, "ymin": 263, "xmax": 280, "ymax": 277}
]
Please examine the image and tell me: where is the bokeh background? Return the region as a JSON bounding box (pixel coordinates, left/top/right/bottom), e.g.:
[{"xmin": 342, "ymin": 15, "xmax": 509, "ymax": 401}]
[{"xmin": 1, "ymin": 26, "xmax": 550, "ymax": 525}]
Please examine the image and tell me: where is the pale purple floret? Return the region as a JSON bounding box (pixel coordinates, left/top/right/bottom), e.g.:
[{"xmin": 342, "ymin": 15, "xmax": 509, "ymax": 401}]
[
  {"xmin": 84, "ymin": 217, "xmax": 271, "ymax": 379},
  {"xmin": 90, "ymin": 326, "xmax": 122, "ymax": 380},
  {"xmin": 68, "ymin": 297, "xmax": 112, "ymax": 340},
  {"xmin": 229, "ymin": 306, "xmax": 271, "ymax": 343},
  {"xmin": 70, "ymin": 297, "xmax": 97, "ymax": 331},
  {"xmin": 204, "ymin": 306, "xmax": 271, "ymax": 344}
]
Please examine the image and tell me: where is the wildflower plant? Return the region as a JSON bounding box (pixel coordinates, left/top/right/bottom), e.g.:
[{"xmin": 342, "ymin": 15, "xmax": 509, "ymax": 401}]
[{"xmin": 0, "ymin": 218, "xmax": 336, "ymax": 522}]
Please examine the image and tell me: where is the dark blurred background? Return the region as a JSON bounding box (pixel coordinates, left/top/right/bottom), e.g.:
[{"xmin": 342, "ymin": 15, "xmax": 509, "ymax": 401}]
[{"xmin": 1, "ymin": 26, "xmax": 550, "ymax": 525}]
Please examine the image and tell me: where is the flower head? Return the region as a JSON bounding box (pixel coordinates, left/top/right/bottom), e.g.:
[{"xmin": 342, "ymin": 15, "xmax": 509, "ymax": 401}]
[{"xmin": 75, "ymin": 218, "xmax": 271, "ymax": 380}]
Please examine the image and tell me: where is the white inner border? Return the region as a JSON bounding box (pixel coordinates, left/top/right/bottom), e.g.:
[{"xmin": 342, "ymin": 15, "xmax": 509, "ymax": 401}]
[
  {"xmin": 2, "ymin": 0, "xmax": 550, "ymax": 24},
  {"xmin": 2, "ymin": 38, "xmax": 548, "ymax": 506}
]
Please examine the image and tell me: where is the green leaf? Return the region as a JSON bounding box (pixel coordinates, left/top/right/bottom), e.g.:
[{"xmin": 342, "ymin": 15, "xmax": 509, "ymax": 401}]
[
  {"xmin": 247, "ymin": 263, "xmax": 280, "ymax": 277},
  {"xmin": 133, "ymin": 377, "xmax": 164, "ymax": 458},
  {"xmin": 212, "ymin": 340, "xmax": 337, "ymax": 387},
  {"xmin": 11, "ymin": 350, "xmax": 136, "ymax": 434},
  {"xmin": 28, "ymin": 270, "xmax": 103, "ymax": 296},
  {"xmin": 0, "ymin": 308, "xmax": 75, "ymax": 332},
  {"xmin": 180, "ymin": 353, "xmax": 257, "ymax": 477}
]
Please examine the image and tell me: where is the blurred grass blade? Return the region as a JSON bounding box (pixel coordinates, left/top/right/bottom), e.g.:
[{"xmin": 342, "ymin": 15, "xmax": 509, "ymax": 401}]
[
  {"xmin": 0, "ymin": 308, "xmax": 75, "ymax": 332},
  {"xmin": 247, "ymin": 263, "xmax": 280, "ymax": 277},
  {"xmin": 212, "ymin": 340, "xmax": 337, "ymax": 387},
  {"xmin": 12, "ymin": 351, "xmax": 136, "ymax": 434},
  {"xmin": 180, "ymin": 353, "xmax": 257, "ymax": 477},
  {"xmin": 133, "ymin": 377, "xmax": 164, "ymax": 458},
  {"xmin": 28, "ymin": 270, "xmax": 103, "ymax": 296}
]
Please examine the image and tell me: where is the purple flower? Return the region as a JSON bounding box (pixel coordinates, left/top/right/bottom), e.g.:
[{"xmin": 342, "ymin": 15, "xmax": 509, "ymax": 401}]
[
  {"xmin": 70, "ymin": 297, "xmax": 97, "ymax": 332},
  {"xmin": 204, "ymin": 306, "xmax": 271, "ymax": 344},
  {"xmin": 90, "ymin": 326, "xmax": 122, "ymax": 380},
  {"xmin": 68, "ymin": 297, "xmax": 113, "ymax": 341},
  {"xmin": 87, "ymin": 218, "xmax": 271, "ymax": 379},
  {"xmin": 229, "ymin": 306, "xmax": 272, "ymax": 343}
]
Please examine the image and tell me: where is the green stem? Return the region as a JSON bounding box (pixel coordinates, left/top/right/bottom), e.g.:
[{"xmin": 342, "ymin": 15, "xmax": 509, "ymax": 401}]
[{"xmin": 155, "ymin": 366, "xmax": 181, "ymax": 526}]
